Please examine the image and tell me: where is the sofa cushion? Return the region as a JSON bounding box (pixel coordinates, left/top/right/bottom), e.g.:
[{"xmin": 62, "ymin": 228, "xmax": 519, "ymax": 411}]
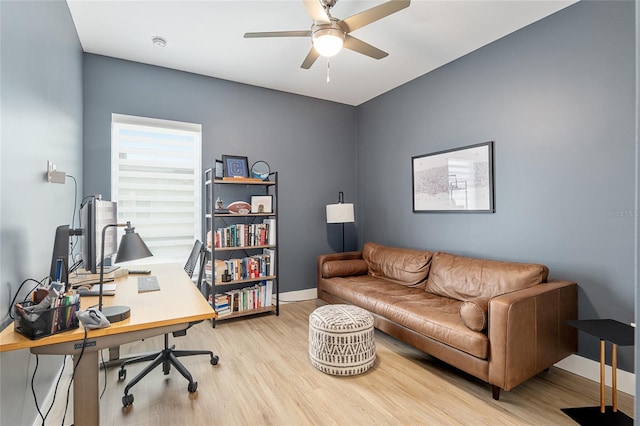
[
  {"xmin": 426, "ymin": 252, "xmax": 549, "ymax": 303},
  {"xmin": 319, "ymin": 275, "xmax": 489, "ymax": 359},
  {"xmin": 459, "ymin": 301, "xmax": 487, "ymax": 331},
  {"xmin": 363, "ymin": 242, "xmax": 432, "ymax": 288},
  {"xmin": 322, "ymin": 259, "xmax": 368, "ymax": 278}
]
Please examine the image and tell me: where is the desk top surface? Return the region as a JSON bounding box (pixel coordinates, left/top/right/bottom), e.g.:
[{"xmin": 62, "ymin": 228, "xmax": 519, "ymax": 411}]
[
  {"xmin": 565, "ymin": 319, "xmax": 635, "ymax": 346},
  {"xmin": 0, "ymin": 263, "xmax": 215, "ymax": 352}
]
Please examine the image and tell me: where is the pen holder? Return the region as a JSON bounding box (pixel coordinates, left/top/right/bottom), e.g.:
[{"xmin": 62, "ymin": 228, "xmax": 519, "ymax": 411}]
[{"xmin": 14, "ymin": 300, "xmax": 80, "ymax": 340}]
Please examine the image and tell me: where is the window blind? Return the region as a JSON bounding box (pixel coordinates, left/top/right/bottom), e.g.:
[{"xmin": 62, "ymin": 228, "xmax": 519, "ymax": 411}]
[{"xmin": 111, "ymin": 114, "xmax": 202, "ymax": 264}]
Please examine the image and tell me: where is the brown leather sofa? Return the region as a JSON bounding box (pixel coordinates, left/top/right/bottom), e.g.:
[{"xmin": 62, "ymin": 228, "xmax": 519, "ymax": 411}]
[{"xmin": 317, "ymin": 242, "xmax": 577, "ymax": 399}]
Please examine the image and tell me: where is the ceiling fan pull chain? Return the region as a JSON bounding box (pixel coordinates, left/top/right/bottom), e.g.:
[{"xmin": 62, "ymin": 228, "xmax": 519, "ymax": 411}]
[{"xmin": 327, "ymin": 59, "xmax": 331, "ymax": 83}]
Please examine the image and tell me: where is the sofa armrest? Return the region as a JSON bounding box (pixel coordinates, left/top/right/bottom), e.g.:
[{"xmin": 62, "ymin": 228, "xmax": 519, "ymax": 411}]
[{"xmin": 488, "ymin": 280, "xmax": 578, "ymax": 391}]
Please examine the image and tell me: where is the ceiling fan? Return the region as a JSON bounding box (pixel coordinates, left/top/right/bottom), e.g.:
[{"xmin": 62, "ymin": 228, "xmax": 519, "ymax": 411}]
[{"xmin": 244, "ymin": 0, "xmax": 410, "ymax": 69}]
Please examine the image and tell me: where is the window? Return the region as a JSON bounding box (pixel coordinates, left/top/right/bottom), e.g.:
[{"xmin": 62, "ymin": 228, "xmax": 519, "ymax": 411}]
[{"xmin": 111, "ymin": 114, "xmax": 202, "ymax": 264}]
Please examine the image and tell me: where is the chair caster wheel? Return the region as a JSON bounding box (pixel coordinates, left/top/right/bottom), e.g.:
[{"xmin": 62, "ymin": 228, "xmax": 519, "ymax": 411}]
[
  {"xmin": 210, "ymin": 355, "xmax": 219, "ymax": 365},
  {"xmin": 188, "ymin": 382, "xmax": 198, "ymax": 393},
  {"xmin": 122, "ymin": 394, "xmax": 134, "ymax": 407},
  {"xmin": 118, "ymin": 369, "xmax": 126, "ymax": 381}
]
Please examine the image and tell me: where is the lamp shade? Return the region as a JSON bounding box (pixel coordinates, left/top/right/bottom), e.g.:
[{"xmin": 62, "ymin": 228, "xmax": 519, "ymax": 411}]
[
  {"xmin": 115, "ymin": 222, "xmax": 153, "ymax": 263},
  {"xmin": 312, "ymin": 28, "xmax": 345, "ymax": 57},
  {"xmin": 326, "ymin": 203, "xmax": 354, "ymax": 224},
  {"xmin": 99, "ymin": 221, "xmax": 153, "ymax": 323}
]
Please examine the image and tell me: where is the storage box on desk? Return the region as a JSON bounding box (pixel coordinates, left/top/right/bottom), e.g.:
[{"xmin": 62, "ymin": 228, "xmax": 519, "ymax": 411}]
[{"xmin": 14, "ymin": 300, "xmax": 80, "ymax": 340}]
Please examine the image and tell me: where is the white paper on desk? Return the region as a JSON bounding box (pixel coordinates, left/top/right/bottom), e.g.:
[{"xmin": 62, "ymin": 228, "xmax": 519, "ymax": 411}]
[{"xmin": 77, "ymin": 283, "xmax": 116, "ymax": 296}]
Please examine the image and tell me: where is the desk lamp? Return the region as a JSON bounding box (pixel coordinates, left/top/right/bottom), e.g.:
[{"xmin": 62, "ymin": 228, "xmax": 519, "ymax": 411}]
[
  {"xmin": 326, "ymin": 191, "xmax": 354, "ymax": 252},
  {"xmin": 99, "ymin": 222, "xmax": 152, "ymax": 322}
]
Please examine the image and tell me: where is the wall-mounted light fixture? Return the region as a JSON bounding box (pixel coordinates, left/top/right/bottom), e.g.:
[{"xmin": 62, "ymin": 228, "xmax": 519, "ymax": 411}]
[{"xmin": 46, "ymin": 160, "xmax": 66, "ymax": 184}]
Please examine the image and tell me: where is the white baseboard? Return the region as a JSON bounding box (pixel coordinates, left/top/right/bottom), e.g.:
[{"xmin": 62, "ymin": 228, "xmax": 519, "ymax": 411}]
[
  {"xmin": 554, "ymin": 354, "xmax": 635, "ymax": 396},
  {"xmin": 278, "ymin": 288, "xmax": 317, "ymax": 304}
]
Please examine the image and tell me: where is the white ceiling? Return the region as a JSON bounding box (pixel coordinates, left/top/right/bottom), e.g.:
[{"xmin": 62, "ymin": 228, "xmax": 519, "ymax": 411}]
[{"xmin": 66, "ymin": 0, "xmax": 577, "ymax": 106}]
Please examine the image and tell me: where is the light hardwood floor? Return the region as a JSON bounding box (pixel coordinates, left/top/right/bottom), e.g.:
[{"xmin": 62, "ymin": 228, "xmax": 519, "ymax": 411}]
[{"xmin": 48, "ymin": 300, "xmax": 634, "ymax": 425}]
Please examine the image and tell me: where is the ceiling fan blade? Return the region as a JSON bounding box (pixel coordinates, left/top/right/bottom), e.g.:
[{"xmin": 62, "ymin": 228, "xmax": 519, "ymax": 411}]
[
  {"xmin": 244, "ymin": 30, "xmax": 311, "ymax": 38},
  {"xmin": 343, "ymin": 35, "xmax": 388, "ymax": 60},
  {"xmin": 341, "ymin": 0, "xmax": 410, "ymax": 33},
  {"xmin": 303, "ymin": 0, "xmax": 330, "ymax": 24},
  {"xmin": 301, "ymin": 48, "xmax": 320, "ymax": 69}
]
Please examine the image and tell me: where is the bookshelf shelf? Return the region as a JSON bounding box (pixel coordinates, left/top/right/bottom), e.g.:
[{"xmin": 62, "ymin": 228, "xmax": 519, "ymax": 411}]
[
  {"xmin": 217, "ymin": 305, "xmax": 277, "ymax": 320},
  {"xmin": 209, "ymin": 275, "xmax": 276, "ymax": 287},
  {"xmin": 213, "ymin": 179, "xmax": 276, "ymax": 186},
  {"xmin": 211, "ymin": 245, "xmax": 276, "ymax": 252},
  {"xmin": 203, "ymin": 167, "xmax": 279, "ymax": 327},
  {"xmin": 213, "ymin": 213, "xmax": 275, "ymax": 218}
]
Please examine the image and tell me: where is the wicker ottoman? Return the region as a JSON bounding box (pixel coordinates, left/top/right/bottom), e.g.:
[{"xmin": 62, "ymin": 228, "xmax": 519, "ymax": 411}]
[{"xmin": 308, "ymin": 304, "xmax": 376, "ymax": 376}]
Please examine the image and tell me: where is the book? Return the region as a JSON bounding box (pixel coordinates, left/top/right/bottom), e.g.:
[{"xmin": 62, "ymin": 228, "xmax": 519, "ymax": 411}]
[
  {"xmin": 263, "ymin": 218, "xmax": 276, "ymax": 245},
  {"xmin": 76, "ymin": 283, "xmax": 117, "ymax": 296},
  {"xmin": 69, "ymin": 268, "xmax": 127, "ymax": 287},
  {"xmin": 263, "ymin": 248, "xmax": 276, "ymax": 277}
]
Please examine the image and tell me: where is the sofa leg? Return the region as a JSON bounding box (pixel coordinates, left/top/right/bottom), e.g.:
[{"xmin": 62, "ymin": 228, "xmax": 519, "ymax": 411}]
[{"xmin": 492, "ymin": 385, "xmax": 501, "ymax": 400}]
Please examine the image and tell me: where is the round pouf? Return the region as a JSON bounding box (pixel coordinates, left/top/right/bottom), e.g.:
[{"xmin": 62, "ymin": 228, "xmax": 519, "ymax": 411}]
[{"xmin": 309, "ymin": 304, "xmax": 376, "ymax": 376}]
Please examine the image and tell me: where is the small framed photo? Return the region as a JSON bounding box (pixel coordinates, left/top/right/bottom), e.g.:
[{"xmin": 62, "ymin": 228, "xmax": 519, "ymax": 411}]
[
  {"xmin": 222, "ymin": 155, "xmax": 249, "ymax": 178},
  {"xmin": 214, "ymin": 159, "xmax": 224, "ymax": 179},
  {"xmin": 251, "ymin": 195, "xmax": 273, "ymax": 214}
]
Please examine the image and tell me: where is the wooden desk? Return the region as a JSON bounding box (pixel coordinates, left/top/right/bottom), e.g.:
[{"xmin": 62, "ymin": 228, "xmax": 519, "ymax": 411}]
[{"xmin": 0, "ymin": 263, "xmax": 215, "ymax": 426}]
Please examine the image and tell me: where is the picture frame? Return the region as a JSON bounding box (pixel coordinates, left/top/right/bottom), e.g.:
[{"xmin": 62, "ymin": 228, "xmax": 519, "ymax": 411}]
[
  {"xmin": 412, "ymin": 141, "xmax": 494, "ymax": 213},
  {"xmin": 222, "ymin": 155, "xmax": 249, "ymax": 178},
  {"xmin": 214, "ymin": 159, "xmax": 224, "ymax": 179},
  {"xmin": 250, "ymin": 195, "xmax": 273, "ymax": 214}
]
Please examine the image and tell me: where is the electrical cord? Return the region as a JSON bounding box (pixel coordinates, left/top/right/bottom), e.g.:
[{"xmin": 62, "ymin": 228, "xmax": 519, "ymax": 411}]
[
  {"xmin": 38, "ymin": 355, "xmax": 68, "ymax": 426},
  {"xmin": 100, "ymin": 350, "xmax": 107, "ymax": 400},
  {"xmin": 66, "ymin": 175, "xmax": 78, "ymax": 230},
  {"xmin": 62, "ymin": 326, "xmax": 88, "ymax": 426},
  {"xmin": 69, "ymin": 259, "xmax": 83, "ymax": 274},
  {"xmin": 66, "ymin": 175, "xmax": 82, "ymax": 259},
  {"xmin": 31, "ymin": 355, "xmax": 44, "ymax": 424},
  {"xmin": 80, "ymin": 194, "xmax": 98, "ymax": 209},
  {"xmin": 7, "ymin": 277, "xmax": 48, "ymax": 320}
]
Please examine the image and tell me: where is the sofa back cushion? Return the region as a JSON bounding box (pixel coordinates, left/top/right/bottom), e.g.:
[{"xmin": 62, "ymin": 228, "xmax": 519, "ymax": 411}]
[
  {"xmin": 426, "ymin": 252, "xmax": 549, "ymax": 301},
  {"xmin": 362, "ymin": 242, "xmax": 433, "ymax": 288}
]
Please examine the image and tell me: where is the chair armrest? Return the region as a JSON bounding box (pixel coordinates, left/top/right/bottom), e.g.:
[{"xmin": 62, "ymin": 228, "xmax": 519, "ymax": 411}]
[{"xmin": 488, "ymin": 280, "xmax": 578, "ymax": 391}]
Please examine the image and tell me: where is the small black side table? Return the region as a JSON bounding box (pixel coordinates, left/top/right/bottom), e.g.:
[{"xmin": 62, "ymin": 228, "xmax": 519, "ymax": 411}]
[{"xmin": 562, "ymin": 319, "xmax": 634, "ymax": 426}]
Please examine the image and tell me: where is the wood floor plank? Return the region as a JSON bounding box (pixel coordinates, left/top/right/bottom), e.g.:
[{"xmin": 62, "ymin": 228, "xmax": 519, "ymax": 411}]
[{"xmin": 47, "ymin": 300, "xmax": 634, "ymax": 425}]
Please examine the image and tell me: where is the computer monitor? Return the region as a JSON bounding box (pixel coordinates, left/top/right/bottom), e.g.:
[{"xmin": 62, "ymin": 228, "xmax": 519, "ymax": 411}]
[
  {"xmin": 80, "ymin": 199, "xmax": 118, "ymax": 273},
  {"xmin": 49, "ymin": 225, "xmax": 70, "ymax": 285}
]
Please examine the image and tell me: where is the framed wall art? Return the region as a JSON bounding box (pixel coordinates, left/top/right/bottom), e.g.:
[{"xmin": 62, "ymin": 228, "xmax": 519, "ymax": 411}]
[
  {"xmin": 214, "ymin": 159, "xmax": 224, "ymax": 179},
  {"xmin": 412, "ymin": 141, "xmax": 494, "ymax": 213},
  {"xmin": 222, "ymin": 155, "xmax": 249, "ymax": 178},
  {"xmin": 250, "ymin": 195, "xmax": 273, "ymax": 214}
]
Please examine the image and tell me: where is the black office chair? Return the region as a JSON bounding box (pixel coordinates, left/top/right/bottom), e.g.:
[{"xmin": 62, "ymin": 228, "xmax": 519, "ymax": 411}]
[{"xmin": 119, "ymin": 240, "xmax": 218, "ymax": 407}]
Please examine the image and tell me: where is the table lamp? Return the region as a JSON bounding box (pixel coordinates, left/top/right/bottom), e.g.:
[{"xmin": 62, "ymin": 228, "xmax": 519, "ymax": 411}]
[
  {"xmin": 99, "ymin": 221, "xmax": 153, "ymax": 322},
  {"xmin": 326, "ymin": 191, "xmax": 355, "ymax": 252}
]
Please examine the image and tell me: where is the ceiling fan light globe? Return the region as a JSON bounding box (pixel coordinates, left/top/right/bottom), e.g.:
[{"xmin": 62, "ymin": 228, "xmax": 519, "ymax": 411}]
[{"xmin": 312, "ymin": 28, "xmax": 344, "ymax": 57}]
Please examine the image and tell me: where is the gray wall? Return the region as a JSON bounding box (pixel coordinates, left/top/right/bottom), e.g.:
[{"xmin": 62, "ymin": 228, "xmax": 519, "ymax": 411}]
[
  {"xmin": 0, "ymin": 1, "xmax": 635, "ymax": 423},
  {"xmin": 635, "ymin": 0, "xmax": 639, "ymax": 415},
  {"xmin": 358, "ymin": 1, "xmax": 636, "ymax": 371},
  {"xmin": 83, "ymin": 54, "xmax": 358, "ymax": 294},
  {"xmin": 0, "ymin": 1, "xmax": 83, "ymax": 424}
]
